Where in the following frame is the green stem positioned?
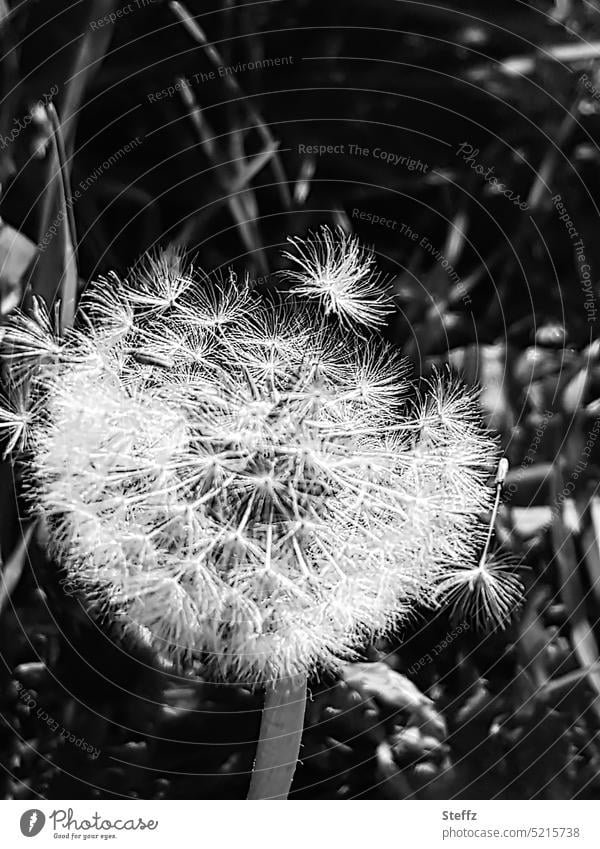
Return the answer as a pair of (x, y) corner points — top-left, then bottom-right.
(247, 674), (307, 800)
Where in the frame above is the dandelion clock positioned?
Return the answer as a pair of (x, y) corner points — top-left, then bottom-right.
(0, 227), (516, 799)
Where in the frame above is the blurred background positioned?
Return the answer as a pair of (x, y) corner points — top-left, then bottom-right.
(2, 0), (600, 799)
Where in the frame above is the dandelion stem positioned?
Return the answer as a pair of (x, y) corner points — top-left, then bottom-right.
(479, 458), (509, 567)
(247, 674), (307, 800)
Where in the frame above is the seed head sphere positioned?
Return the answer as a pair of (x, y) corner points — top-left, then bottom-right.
(0, 228), (499, 683)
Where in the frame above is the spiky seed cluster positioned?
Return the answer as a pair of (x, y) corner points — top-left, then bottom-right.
(437, 552), (524, 631)
(0, 231), (502, 683)
(282, 227), (393, 331)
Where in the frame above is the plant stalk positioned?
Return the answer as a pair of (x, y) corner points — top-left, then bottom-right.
(247, 674), (307, 800)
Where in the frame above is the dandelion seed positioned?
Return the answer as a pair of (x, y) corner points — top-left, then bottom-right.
(433, 457), (522, 629)
(125, 246), (195, 314)
(435, 552), (524, 630)
(340, 340), (408, 415)
(282, 226), (393, 331)
(0, 390), (32, 456)
(1, 296), (61, 379)
(181, 270), (256, 332)
(80, 275), (136, 343)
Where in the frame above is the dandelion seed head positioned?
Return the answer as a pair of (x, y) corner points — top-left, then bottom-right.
(1, 237), (503, 683)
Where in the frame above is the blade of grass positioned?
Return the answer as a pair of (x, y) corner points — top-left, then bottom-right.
(527, 94), (583, 212)
(0, 522), (34, 618)
(581, 496), (600, 609)
(169, 0), (291, 211)
(177, 76), (268, 273)
(175, 140), (279, 248)
(59, 0), (120, 158)
(27, 1), (119, 327)
(470, 40), (600, 79)
(550, 469), (600, 723)
(28, 103), (78, 330)
(0, 0), (20, 184)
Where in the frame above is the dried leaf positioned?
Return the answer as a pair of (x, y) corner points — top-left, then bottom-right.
(0, 223), (37, 315)
(342, 662), (446, 740)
